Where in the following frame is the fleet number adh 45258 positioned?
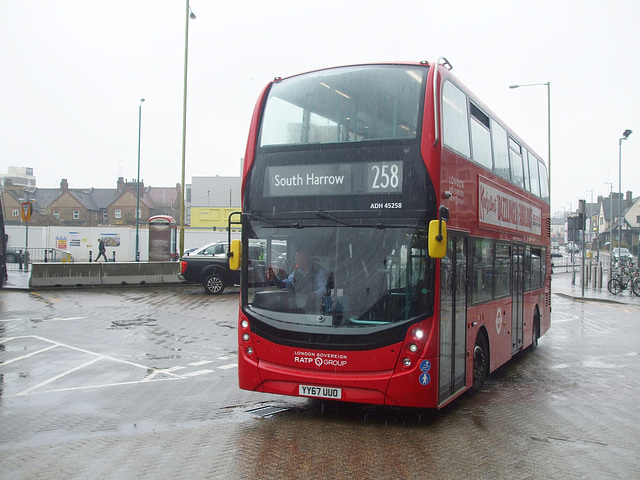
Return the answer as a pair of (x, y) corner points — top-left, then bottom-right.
(299, 385), (342, 399)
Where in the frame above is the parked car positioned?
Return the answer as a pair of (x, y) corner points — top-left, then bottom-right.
(611, 247), (633, 263)
(179, 241), (238, 294)
(5, 248), (20, 263)
(565, 242), (580, 253)
(179, 241), (284, 294)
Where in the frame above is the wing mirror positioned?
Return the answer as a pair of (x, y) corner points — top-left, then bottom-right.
(428, 205), (449, 259)
(228, 239), (242, 270)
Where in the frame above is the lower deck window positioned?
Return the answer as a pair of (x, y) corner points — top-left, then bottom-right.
(472, 238), (547, 305)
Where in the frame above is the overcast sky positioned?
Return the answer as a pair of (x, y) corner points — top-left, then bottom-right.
(1, 0), (638, 216)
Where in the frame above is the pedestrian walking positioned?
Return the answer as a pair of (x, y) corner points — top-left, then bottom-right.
(95, 238), (107, 262)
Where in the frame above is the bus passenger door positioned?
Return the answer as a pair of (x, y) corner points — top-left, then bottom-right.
(438, 233), (467, 404)
(511, 243), (525, 355)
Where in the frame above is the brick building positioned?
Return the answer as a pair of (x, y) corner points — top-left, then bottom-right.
(1, 177), (181, 227)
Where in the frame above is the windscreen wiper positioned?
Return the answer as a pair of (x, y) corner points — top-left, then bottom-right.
(316, 210), (350, 226)
(247, 211), (278, 226)
(369, 222), (425, 229)
(247, 211), (303, 229)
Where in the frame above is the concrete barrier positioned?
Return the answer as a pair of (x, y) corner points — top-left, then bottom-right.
(29, 263), (102, 287)
(29, 262), (181, 288)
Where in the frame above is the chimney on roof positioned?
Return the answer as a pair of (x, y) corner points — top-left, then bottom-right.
(60, 179), (69, 192)
(626, 191), (633, 208)
(117, 177), (124, 191)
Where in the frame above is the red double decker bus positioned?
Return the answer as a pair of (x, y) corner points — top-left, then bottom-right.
(231, 59), (551, 408)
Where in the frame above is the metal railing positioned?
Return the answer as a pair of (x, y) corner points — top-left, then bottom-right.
(551, 255), (579, 272)
(5, 247), (74, 270)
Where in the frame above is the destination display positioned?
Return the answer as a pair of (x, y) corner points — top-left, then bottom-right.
(265, 161), (403, 197)
(478, 177), (542, 235)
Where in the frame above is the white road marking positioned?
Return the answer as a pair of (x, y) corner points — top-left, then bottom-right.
(217, 363), (238, 370)
(1, 344), (58, 366)
(17, 357), (102, 396)
(183, 369), (215, 377)
(0, 335), (235, 396)
(0, 316), (87, 323)
(161, 366), (185, 372)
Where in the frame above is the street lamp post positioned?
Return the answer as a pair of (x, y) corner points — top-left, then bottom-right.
(604, 181), (613, 274)
(179, 1), (196, 258)
(586, 189), (593, 246)
(136, 98), (145, 262)
(618, 129), (632, 263)
(509, 82), (551, 198)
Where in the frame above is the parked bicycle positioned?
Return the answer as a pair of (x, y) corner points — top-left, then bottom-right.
(607, 265), (640, 296)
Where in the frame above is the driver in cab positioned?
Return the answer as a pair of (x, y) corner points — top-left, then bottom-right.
(267, 250), (329, 306)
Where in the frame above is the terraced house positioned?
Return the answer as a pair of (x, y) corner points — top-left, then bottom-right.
(1, 177), (181, 227)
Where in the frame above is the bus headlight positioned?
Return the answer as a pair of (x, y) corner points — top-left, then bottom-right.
(242, 333), (250, 342)
(409, 344), (418, 353)
(241, 320), (249, 328)
(246, 347), (254, 355)
(403, 358), (411, 367)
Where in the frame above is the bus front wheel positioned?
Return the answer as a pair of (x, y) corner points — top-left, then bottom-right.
(471, 332), (489, 394)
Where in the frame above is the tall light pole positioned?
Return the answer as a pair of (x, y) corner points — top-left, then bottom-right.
(509, 82), (551, 199)
(136, 98), (145, 262)
(604, 181), (613, 273)
(179, 1), (196, 257)
(618, 129), (632, 261)
(586, 189), (593, 245)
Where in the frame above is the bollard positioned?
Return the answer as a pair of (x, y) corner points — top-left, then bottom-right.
(112, 251), (116, 262)
(598, 263), (603, 289)
(89, 251), (93, 262)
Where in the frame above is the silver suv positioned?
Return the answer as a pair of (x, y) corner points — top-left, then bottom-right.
(612, 247), (633, 263)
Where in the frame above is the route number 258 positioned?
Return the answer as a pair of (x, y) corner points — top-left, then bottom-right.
(371, 163), (400, 190)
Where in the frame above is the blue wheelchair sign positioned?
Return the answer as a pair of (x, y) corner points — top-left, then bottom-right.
(419, 360), (431, 373)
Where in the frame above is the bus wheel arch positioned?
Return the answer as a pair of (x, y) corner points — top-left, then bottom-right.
(470, 328), (489, 394)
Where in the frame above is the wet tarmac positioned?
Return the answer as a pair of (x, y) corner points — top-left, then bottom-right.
(1, 275), (639, 479)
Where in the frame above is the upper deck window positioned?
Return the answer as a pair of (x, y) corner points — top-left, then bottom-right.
(470, 102), (492, 169)
(527, 151), (541, 197)
(259, 66), (425, 147)
(442, 81), (471, 157)
(509, 138), (525, 189)
(491, 120), (510, 180)
(538, 161), (550, 203)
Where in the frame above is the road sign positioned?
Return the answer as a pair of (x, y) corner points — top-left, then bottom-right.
(21, 202), (33, 222)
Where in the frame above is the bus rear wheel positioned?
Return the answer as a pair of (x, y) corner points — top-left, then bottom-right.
(471, 332), (489, 394)
(531, 309), (540, 350)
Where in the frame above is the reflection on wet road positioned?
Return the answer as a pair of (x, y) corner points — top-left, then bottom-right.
(1, 286), (639, 479)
